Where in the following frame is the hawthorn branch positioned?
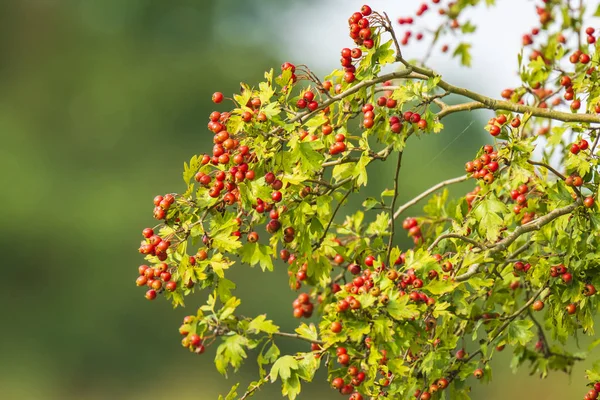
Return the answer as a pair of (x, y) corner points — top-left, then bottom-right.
(321, 145), (393, 168)
(491, 200), (581, 253)
(454, 263), (483, 282)
(405, 63), (600, 124)
(272, 331), (323, 345)
(240, 376), (270, 400)
(391, 175), (468, 222)
(491, 286), (548, 338)
(313, 186), (353, 250)
(527, 160), (567, 181)
(386, 151), (404, 266)
(528, 308), (552, 358)
(455, 202), (577, 282)
(436, 101), (487, 119)
(270, 69), (414, 136)
(383, 11), (404, 63)
(427, 233), (485, 253)
(447, 286), (548, 386)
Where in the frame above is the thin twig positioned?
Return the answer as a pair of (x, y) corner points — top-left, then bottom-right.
(391, 175), (468, 221)
(427, 233), (485, 253)
(272, 331), (323, 345)
(527, 160), (567, 181)
(240, 376), (270, 400)
(313, 186), (354, 250)
(403, 65), (600, 124)
(387, 152), (404, 266)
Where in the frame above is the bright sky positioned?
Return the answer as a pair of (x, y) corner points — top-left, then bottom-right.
(271, 0), (540, 97)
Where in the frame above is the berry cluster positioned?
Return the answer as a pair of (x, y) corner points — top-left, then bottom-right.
(509, 183), (536, 224)
(296, 89), (318, 112)
(486, 114), (510, 137)
(179, 315), (206, 354)
(465, 144), (500, 184)
(292, 292), (314, 318)
(346, 5), (374, 51)
(339, 46), (363, 85)
(549, 263), (572, 284)
(414, 377), (450, 400)
(465, 186), (481, 210)
(583, 384), (600, 400)
(397, 268), (436, 306)
(151, 193), (175, 221)
(136, 263), (176, 301)
(329, 346), (367, 399)
(402, 217), (422, 245)
(512, 261), (532, 275)
(564, 173), (584, 188)
(396, 0), (447, 49)
(570, 138), (590, 155)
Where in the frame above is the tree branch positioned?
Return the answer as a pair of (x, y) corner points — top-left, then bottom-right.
(490, 286), (548, 342)
(391, 175), (468, 222)
(269, 69), (414, 136)
(272, 331), (323, 345)
(405, 64), (600, 124)
(527, 160), (567, 181)
(454, 202), (579, 282)
(387, 151), (404, 266)
(313, 187), (353, 250)
(240, 376), (270, 400)
(436, 101), (487, 119)
(427, 233), (485, 253)
(490, 200), (581, 253)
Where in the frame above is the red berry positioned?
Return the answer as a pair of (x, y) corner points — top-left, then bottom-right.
(145, 289), (157, 300)
(212, 92), (224, 103)
(584, 196), (595, 208)
(570, 143), (581, 154)
(331, 321), (343, 333)
(332, 377), (344, 389)
(532, 300), (544, 311)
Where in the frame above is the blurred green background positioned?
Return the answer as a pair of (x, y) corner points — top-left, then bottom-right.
(0, 1), (595, 399)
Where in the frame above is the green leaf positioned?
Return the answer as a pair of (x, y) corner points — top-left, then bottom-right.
(426, 279), (459, 295)
(210, 212), (243, 253)
(240, 242), (274, 271)
(215, 334), (250, 376)
(453, 43), (472, 67)
(220, 296), (241, 320)
(507, 319), (535, 346)
(461, 21), (477, 33)
(353, 153), (370, 187)
(210, 253), (235, 279)
(218, 384), (239, 400)
(270, 355), (299, 382)
(362, 197), (379, 210)
(472, 194), (508, 241)
(387, 295), (420, 320)
(248, 314), (279, 334)
(183, 155), (201, 184)
(366, 212), (390, 236)
(217, 278), (236, 302)
(295, 323), (319, 341)
(292, 141), (324, 172)
(375, 39), (396, 65)
(281, 373), (301, 400)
